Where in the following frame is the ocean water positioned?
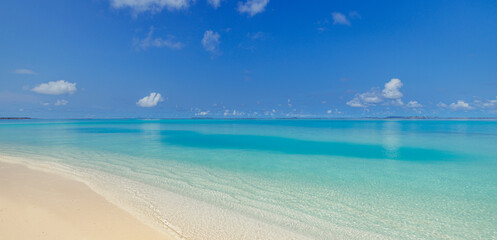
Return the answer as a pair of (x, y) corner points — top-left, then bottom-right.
(0, 119), (496, 239)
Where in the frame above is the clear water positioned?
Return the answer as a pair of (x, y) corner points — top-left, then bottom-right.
(0, 119), (496, 239)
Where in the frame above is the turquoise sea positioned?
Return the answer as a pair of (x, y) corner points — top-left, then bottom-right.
(0, 119), (496, 239)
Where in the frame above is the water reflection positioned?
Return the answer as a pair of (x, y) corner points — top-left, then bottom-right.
(382, 121), (401, 159)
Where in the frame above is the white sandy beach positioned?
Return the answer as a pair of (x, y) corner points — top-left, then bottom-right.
(0, 161), (175, 240)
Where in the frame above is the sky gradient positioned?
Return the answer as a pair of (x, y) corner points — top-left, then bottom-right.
(1, 0), (497, 118)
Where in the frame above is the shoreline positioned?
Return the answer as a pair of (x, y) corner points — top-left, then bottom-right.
(0, 160), (176, 240)
(0, 154), (391, 240)
(0, 154), (322, 240)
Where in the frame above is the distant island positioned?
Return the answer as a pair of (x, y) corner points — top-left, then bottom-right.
(0, 117), (32, 120)
(2, 117), (497, 121)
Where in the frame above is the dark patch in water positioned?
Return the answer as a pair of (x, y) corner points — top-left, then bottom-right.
(73, 127), (141, 134)
(161, 130), (456, 161)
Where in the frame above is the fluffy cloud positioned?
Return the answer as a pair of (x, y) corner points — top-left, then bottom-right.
(331, 12), (350, 26)
(110, 0), (192, 13)
(437, 102), (448, 108)
(195, 110), (210, 116)
(483, 98), (497, 108)
(202, 30), (221, 54)
(406, 101), (422, 108)
(448, 100), (472, 110)
(346, 97), (365, 107)
(347, 78), (408, 108)
(136, 27), (184, 50)
(474, 97), (497, 108)
(54, 99), (68, 106)
(382, 78), (403, 99)
(347, 89), (382, 107)
(318, 11), (359, 31)
(13, 69), (36, 75)
(388, 98), (404, 106)
(32, 80), (77, 95)
(137, 92), (163, 107)
(359, 90), (383, 104)
(207, 0), (222, 8)
(238, 0), (269, 17)
(439, 100), (472, 110)
(437, 98), (497, 111)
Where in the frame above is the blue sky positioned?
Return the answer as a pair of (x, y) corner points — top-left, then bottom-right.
(1, 0), (497, 118)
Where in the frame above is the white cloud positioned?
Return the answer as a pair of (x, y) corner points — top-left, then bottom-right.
(54, 99), (68, 106)
(110, 0), (192, 13)
(449, 100), (472, 110)
(202, 30), (221, 54)
(207, 0), (222, 8)
(331, 12), (350, 26)
(346, 89), (384, 108)
(359, 90), (383, 104)
(13, 69), (36, 75)
(196, 111), (210, 116)
(238, 0), (269, 17)
(32, 80), (77, 95)
(438, 100), (472, 110)
(437, 102), (448, 108)
(137, 92), (163, 107)
(387, 98), (404, 106)
(474, 97), (497, 108)
(484, 98), (497, 108)
(136, 26), (184, 50)
(327, 109), (332, 114)
(228, 109), (246, 116)
(406, 101), (422, 108)
(346, 97), (365, 107)
(382, 78), (403, 99)
(347, 78), (408, 108)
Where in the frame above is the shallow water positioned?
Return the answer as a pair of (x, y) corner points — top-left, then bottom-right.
(1, 119), (496, 239)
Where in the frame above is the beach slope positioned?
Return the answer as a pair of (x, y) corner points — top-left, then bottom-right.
(0, 161), (174, 240)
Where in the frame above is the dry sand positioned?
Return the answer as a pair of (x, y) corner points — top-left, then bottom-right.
(0, 161), (175, 240)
